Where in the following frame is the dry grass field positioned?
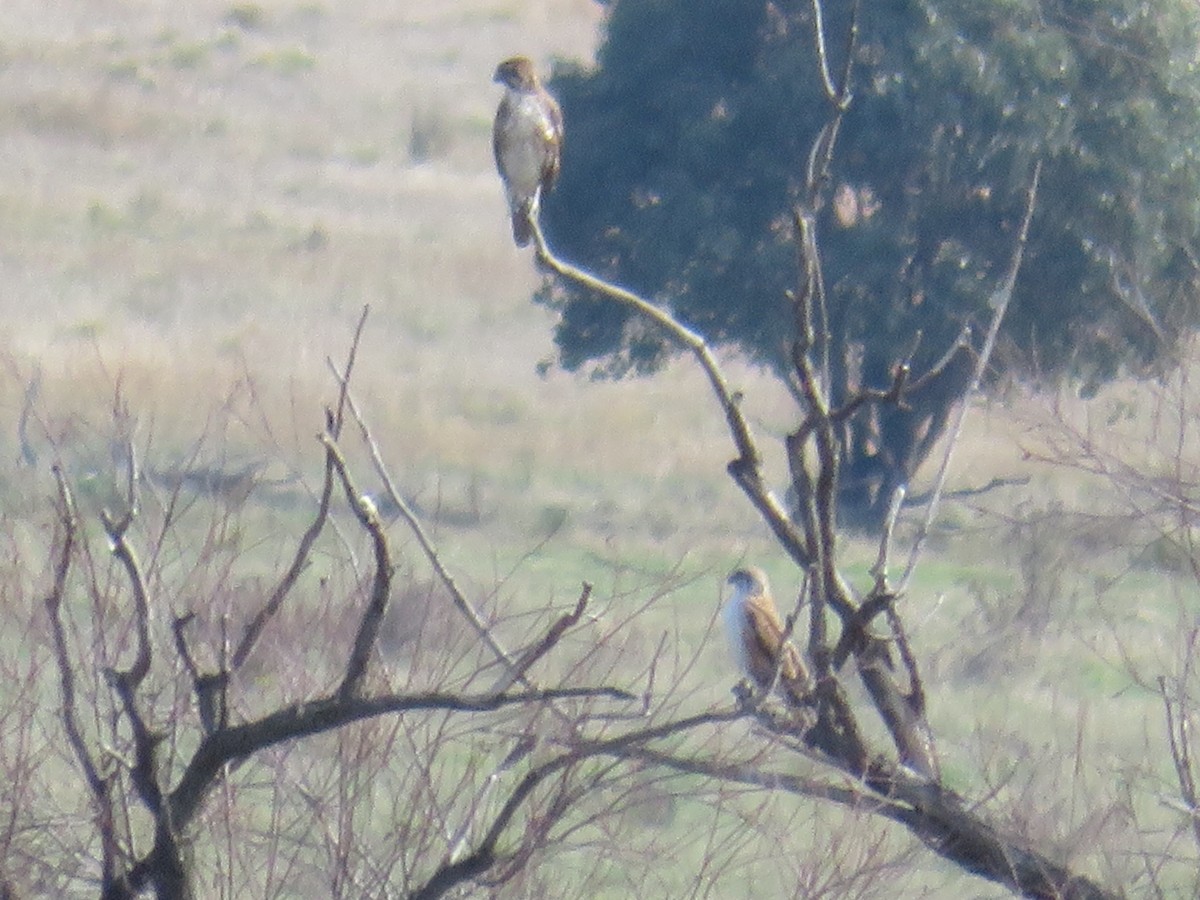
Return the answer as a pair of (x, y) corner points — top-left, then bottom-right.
(0, 1), (1196, 897)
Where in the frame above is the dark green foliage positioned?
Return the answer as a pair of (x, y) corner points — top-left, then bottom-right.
(542, 0), (1200, 390)
(539, 0), (1200, 526)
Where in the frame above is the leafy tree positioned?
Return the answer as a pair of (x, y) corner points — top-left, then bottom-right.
(541, 0), (1200, 526)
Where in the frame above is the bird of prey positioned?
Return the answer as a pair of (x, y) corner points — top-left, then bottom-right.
(724, 567), (810, 706)
(492, 55), (563, 247)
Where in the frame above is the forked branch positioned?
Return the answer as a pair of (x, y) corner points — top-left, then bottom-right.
(231, 306), (369, 670)
(527, 169), (1112, 896)
(44, 467), (121, 890)
(324, 359), (530, 686)
(321, 429), (394, 698)
(531, 219), (809, 567)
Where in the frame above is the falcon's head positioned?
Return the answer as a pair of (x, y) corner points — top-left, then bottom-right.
(727, 566), (770, 598)
(494, 56), (540, 92)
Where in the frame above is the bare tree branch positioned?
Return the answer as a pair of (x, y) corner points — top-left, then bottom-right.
(231, 307), (369, 670)
(324, 358), (529, 685)
(100, 509), (152, 686)
(493, 582), (593, 694)
(1160, 655), (1200, 857)
(320, 430), (394, 698)
(163, 685), (635, 840)
(15, 361), (41, 467)
(409, 706), (744, 900)
(622, 745), (1115, 900)
(527, 155), (1108, 896)
(897, 162), (1042, 595)
(543, 217), (934, 808)
(44, 466), (121, 893)
(173, 613), (228, 735)
(531, 218), (810, 568)
(45, 468), (96, 786)
(809, 0), (859, 108)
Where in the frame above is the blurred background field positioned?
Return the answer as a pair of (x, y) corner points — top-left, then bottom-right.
(0, 1), (1194, 896)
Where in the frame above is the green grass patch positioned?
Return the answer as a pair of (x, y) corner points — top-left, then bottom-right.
(252, 46), (316, 75)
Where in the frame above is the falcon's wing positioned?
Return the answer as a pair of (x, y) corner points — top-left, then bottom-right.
(540, 92), (564, 193)
(743, 597), (808, 690)
(492, 95), (511, 177)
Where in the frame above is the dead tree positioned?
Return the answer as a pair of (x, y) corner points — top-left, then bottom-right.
(39, 315), (642, 899)
(519, 4), (1118, 896)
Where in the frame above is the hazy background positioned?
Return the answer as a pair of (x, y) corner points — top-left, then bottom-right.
(0, 2), (1182, 895)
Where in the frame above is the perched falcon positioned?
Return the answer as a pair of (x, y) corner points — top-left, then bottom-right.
(492, 56), (563, 247)
(724, 567), (810, 707)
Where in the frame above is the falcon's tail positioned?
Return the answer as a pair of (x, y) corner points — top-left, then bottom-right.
(511, 209), (533, 247)
(510, 197), (538, 248)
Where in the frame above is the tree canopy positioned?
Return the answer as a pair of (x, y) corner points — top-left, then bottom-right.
(541, 0), (1200, 393)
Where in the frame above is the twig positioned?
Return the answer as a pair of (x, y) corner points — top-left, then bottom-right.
(15, 362), (41, 467)
(232, 308), (369, 670)
(164, 684), (635, 836)
(101, 509), (152, 686)
(112, 386), (139, 519)
(903, 324), (974, 395)
(1160, 637), (1200, 854)
(765, 571), (811, 702)
(869, 484), (907, 588)
(642, 630), (669, 715)
(332, 305), (370, 438)
(107, 672), (165, 817)
(408, 705), (744, 900)
(324, 359), (529, 683)
(826, 363), (910, 426)
(787, 208), (857, 624)
(492, 583), (592, 694)
(531, 217), (810, 567)
(320, 431), (394, 698)
(797, 0), (859, 398)
(622, 745), (889, 813)
(172, 613), (201, 682)
(897, 160), (1042, 595)
(809, 0), (859, 108)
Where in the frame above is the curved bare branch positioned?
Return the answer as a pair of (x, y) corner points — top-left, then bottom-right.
(531, 219), (810, 567)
